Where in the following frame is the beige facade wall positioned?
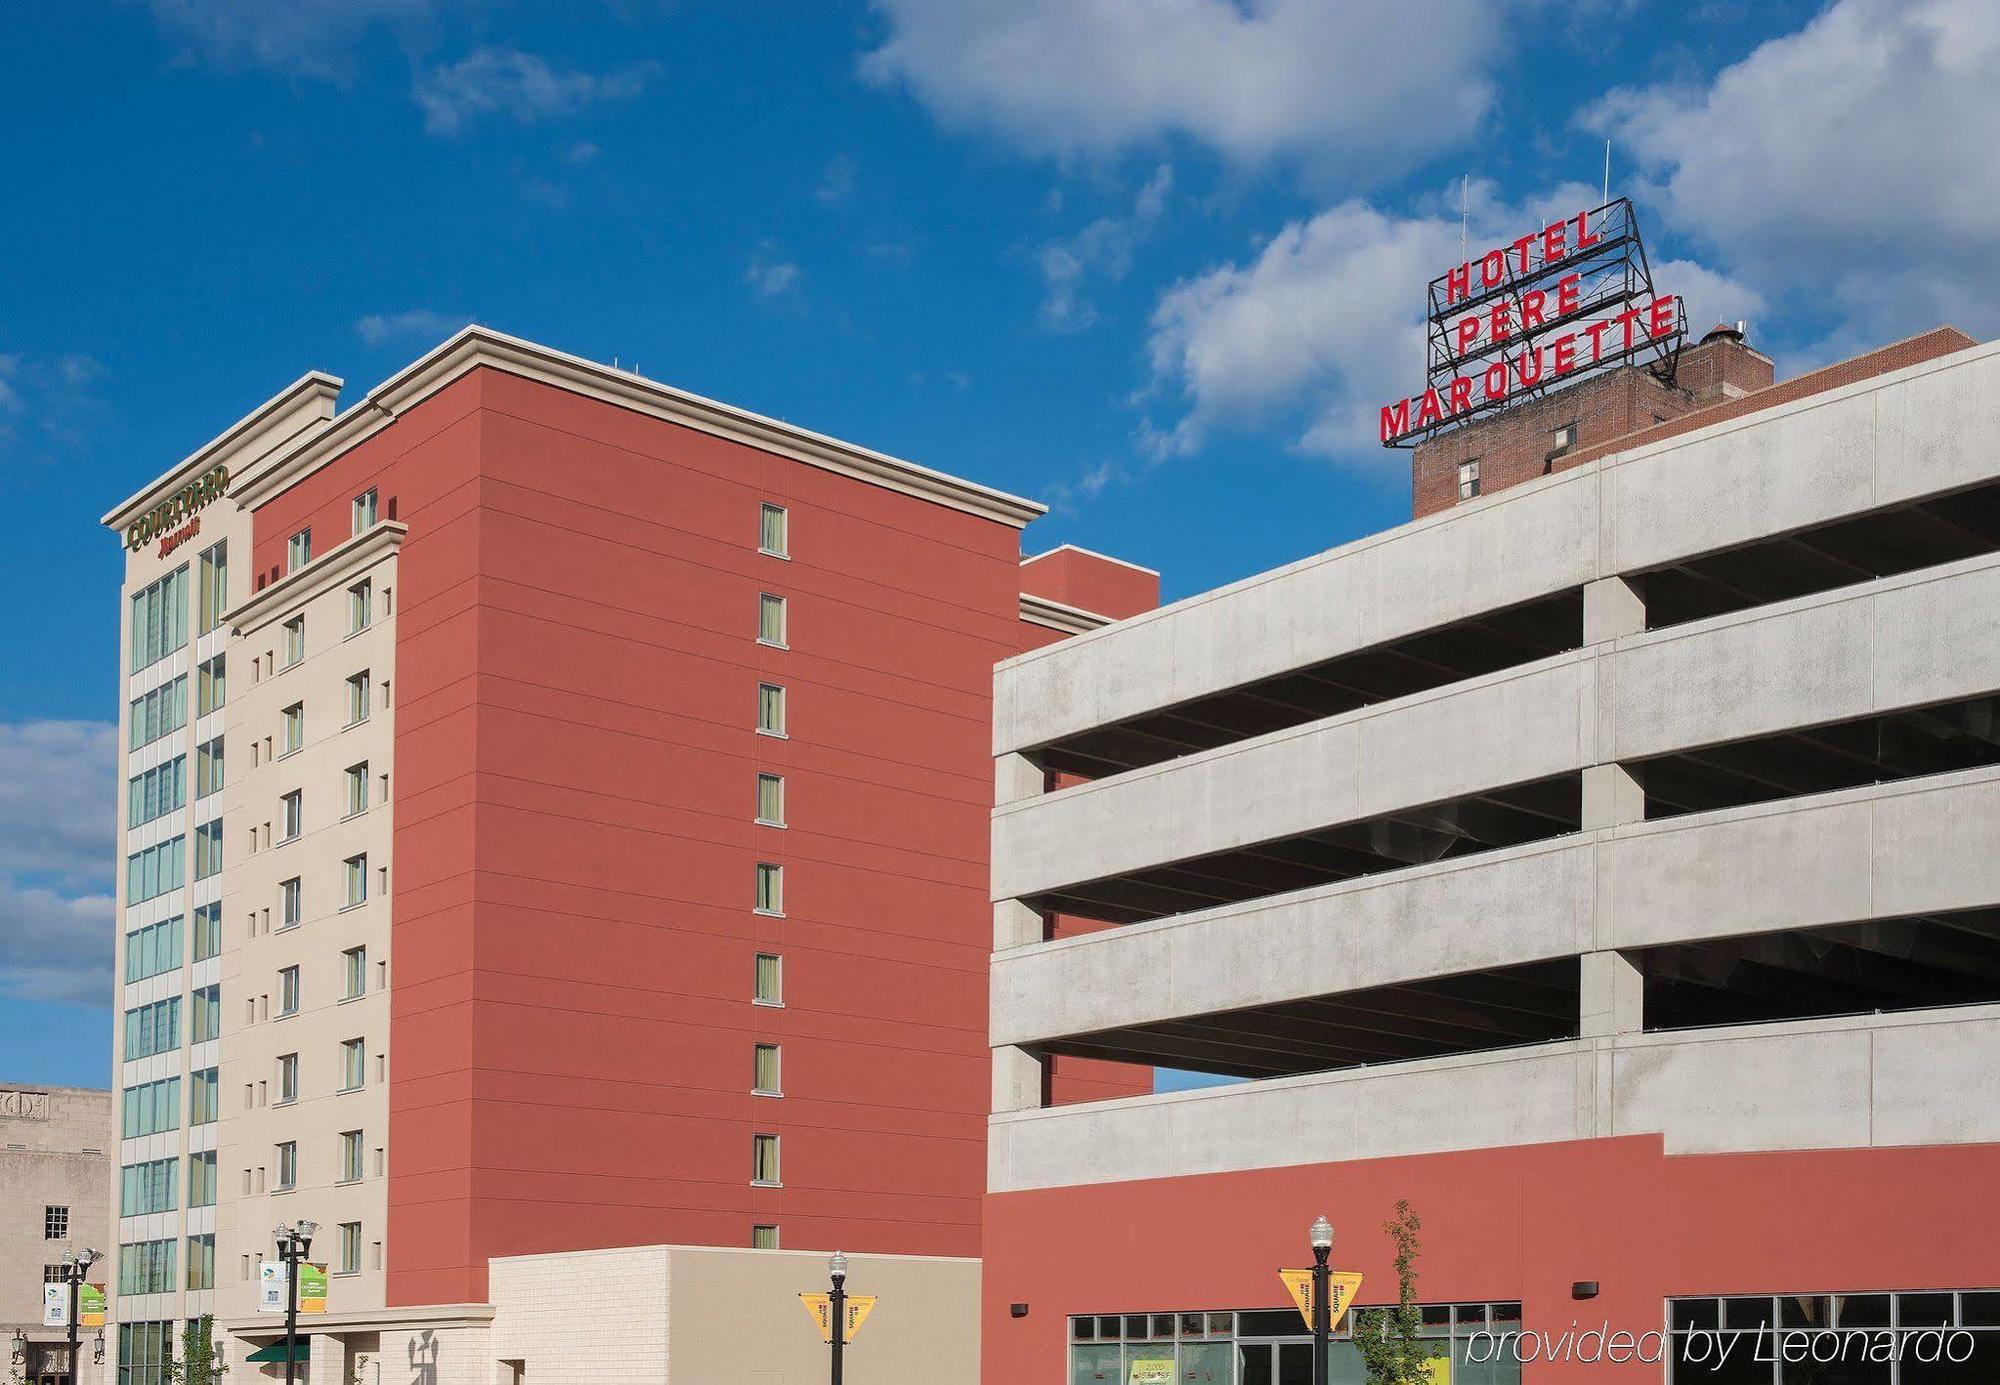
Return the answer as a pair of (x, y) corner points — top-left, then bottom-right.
(214, 526), (400, 1320)
(2, 1085), (112, 1378)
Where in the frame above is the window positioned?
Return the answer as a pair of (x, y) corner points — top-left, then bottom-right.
(754, 863), (783, 915)
(129, 565), (189, 673)
(759, 502), (789, 557)
(348, 578), (372, 635)
(119, 1322), (174, 1385)
(195, 737), (224, 799)
(1548, 420), (1578, 462)
(758, 593), (787, 646)
(275, 1142), (297, 1190)
(123, 998), (181, 1059)
(278, 965), (300, 1017)
(352, 488), (378, 534)
(192, 902), (221, 962)
(193, 818), (223, 879)
(281, 702), (304, 755)
(753, 1043), (782, 1095)
(45, 1205), (68, 1239)
(190, 984), (221, 1043)
(752, 1134), (781, 1185)
(278, 877), (302, 929)
(125, 836), (185, 905)
(341, 1038), (366, 1091)
(346, 671), (371, 725)
(128, 755), (187, 827)
(120, 1159), (178, 1217)
(266, 1052), (295, 1106)
(283, 615), (305, 668)
(117, 1239), (177, 1296)
(1457, 458), (1481, 501)
(280, 790), (302, 842)
(196, 653), (227, 716)
(188, 1151), (216, 1208)
(754, 953), (782, 1006)
(287, 528), (312, 572)
(337, 1222), (362, 1275)
(756, 773), (785, 826)
(190, 1068), (217, 1125)
(342, 946), (367, 1000)
(186, 1233), (215, 1291)
(343, 854), (368, 908)
(121, 1078), (181, 1137)
(757, 682), (786, 736)
(197, 540), (228, 635)
(339, 1130), (364, 1183)
(752, 1225), (780, 1250)
(129, 676), (188, 750)
(345, 762), (369, 817)
(124, 915), (183, 983)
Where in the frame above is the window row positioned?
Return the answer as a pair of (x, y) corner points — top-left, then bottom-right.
(125, 904), (220, 983)
(128, 756), (185, 828)
(129, 565), (188, 674)
(264, 1128), (373, 1192)
(120, 1070), (219, 1137)
(119, 1153), (217, 1216)
(282, 490), (380, 578)
(129, 675), (187, 751)
(245, 1039), (372, 1109)
(244, 946), (372, 1026)
(126, 836), (184, 906)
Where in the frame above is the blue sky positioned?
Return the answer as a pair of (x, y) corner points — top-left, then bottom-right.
(4, 0), (1993, 1086)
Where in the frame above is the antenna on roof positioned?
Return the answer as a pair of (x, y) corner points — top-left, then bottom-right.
(1603, 139), (1611, 202)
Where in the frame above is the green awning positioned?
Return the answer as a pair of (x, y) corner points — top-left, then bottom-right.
(245, 1339), (307, 1363)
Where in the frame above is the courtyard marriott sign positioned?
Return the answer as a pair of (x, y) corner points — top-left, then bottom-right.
(1380, 197), (1685, 446)
(125, 462), (228, 556)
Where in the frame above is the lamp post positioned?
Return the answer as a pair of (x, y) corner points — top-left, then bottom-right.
(274, 1220), (317, 1385)
(827, 1251), (849, 1385)
(1309, 1216), (1334, 1385)
(61, 1247), (100, 1385)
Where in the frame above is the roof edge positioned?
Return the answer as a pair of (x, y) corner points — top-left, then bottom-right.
(231, 325), (1048, 527)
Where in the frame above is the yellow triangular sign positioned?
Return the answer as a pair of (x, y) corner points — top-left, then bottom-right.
(1278, 1270), (1364, 1332)
(799, 1293), (834, 1342)
(799, 1293), (878, 1343)
(844, 1295), (877, 1341)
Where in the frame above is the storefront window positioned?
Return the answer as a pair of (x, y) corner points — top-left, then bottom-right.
(1068, 1302), (1510, 1385)
(1668, 1292), (2000, 1383)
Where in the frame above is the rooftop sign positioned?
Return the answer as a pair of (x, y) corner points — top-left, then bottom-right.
(1379, 197), (1684, 446)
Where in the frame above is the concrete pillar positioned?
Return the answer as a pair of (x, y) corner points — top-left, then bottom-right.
(993, 1044), (1049, 1113)
(1583, 573), (1645, 644)
(994, 750), (1045, 807)
(1582, 762), (1644, 829)
(994, 898), (1044, 951)
(1579, 950), (1643, 1039)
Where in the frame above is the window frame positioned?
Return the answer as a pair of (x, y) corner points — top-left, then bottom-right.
(759, 502), (789, 558)
(757, 593), (787, 648)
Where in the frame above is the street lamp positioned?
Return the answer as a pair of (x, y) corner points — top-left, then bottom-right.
(827, 1251), (850, 1385)
(60, 1247), (100, 1385)
(275, 1220), (318, 1385)
(1308, 1216), (1334, 1385)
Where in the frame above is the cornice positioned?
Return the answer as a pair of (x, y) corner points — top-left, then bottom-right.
(230, 325), (1047, 528)
(1019, 591), (1116, 634)
(223, 521), (407, 636)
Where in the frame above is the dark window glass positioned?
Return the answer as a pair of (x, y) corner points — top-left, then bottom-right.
(1239, 1310), (1305, 1338)
(1962, 1293), (2000, 1326)
(1673, 1299), (1722, 1331)
(1783, 1295), (1833, 1327)
(1180, 1313), (1207, 1338)
(1726, 1297), (1774, 1329)
(1124, 1315), (1147, 1341)
(1902, 1294), (1955, 1327)
(1070, 1317), (1095, 1342)
(1839, 1295), (1892, 1328)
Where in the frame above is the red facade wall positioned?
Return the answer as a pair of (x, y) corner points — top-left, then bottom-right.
(250, 364), (1141, 1304)
(982, 1134), (2000, 1381)
(1020, 546), (1160, 621)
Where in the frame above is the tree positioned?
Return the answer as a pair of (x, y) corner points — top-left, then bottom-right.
(1353, 1200), (1437, 1385)
(163, 1316), (227, 1385)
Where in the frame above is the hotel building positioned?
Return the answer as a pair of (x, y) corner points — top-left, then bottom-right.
(985, 328), (2000, 1383)
(98, 327), (1151, 1381)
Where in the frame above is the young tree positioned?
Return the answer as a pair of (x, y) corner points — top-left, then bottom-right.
(163, 1316), (227, 1385)
(1354, 1200), (1438, 1385)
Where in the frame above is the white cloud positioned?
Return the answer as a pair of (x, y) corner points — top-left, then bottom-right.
(414, 48), (652, 136)
(354, 309), (472, 347)
(0, 352), (106, 475)
(1144, 183), (1762, 465)
(0, 721), (117, 1006)
(745, 250), (804, 301)
(861, 0), (1505, 174)
(148, 0), (436, 79)
(816, 153), (858, 204)
(1039, 164), (1172, 332)
(1594, 0), (2000, 352)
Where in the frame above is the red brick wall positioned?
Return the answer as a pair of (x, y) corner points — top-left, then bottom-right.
(255, 366), (1051, 1302)
(1019, 546), (1160, 620)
